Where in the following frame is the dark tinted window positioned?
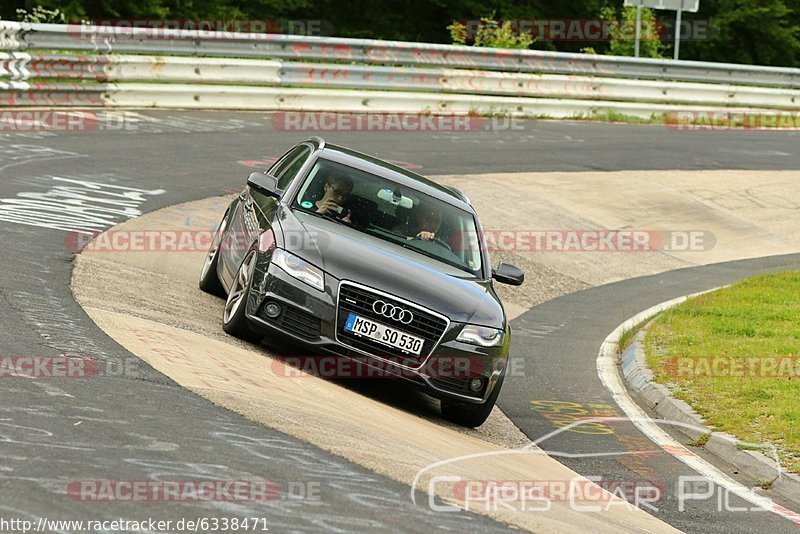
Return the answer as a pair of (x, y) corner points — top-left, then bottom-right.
(271, 145), (312, 190)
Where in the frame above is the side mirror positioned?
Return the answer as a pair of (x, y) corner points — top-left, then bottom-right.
(492, 262), (524, 286)
(247, 172), (280, 197)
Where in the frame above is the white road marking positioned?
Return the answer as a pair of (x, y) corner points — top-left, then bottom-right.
(31, 380), (74, 398)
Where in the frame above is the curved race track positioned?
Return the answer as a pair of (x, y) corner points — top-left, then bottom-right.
(1, 111), (799, 532)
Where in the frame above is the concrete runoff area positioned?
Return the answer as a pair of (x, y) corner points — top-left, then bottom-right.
(437, 170), (800, 288)
(71, 169), (800, 532)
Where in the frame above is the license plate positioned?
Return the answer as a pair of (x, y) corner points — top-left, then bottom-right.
(344, 313), (424, 355)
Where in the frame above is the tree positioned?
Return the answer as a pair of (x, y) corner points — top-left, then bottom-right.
(1, 0), (797, 67)
(679, 0), (800, 67)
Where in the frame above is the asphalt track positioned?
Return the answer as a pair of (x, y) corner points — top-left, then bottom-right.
(0, 111), (798, 532)
(500, 253), (800, 533)
(66, 194), (679, 533)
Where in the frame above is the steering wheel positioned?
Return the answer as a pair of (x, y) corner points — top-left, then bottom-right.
(412, 235), (452, 252)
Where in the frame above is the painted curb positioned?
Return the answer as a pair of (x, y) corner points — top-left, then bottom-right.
(618, 291), (800, 508)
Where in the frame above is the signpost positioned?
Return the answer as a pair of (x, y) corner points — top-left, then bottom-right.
(634, 1), (642, 57)
(624, 0), (700, 60)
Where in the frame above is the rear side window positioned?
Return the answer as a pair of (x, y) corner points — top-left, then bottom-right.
(270, 145), (312, 190)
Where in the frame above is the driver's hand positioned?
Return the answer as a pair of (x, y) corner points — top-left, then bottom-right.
(316, 199), (341, 216)
(416, 231), (435, 241)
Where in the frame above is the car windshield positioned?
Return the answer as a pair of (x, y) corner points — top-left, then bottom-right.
(292, 158), (483, 277)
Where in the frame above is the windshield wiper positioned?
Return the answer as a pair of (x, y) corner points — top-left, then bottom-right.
(363, 225), (401, 240)
(400, 242), (472, 273)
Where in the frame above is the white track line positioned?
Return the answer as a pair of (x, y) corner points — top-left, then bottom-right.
(597, 290), (800, 526)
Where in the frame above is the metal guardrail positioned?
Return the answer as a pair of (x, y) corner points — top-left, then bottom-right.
(1, 21), (799, 115)
(5, 22), (800, 87)
(3, 53), (799, 110)
(4, 84), (727, 117)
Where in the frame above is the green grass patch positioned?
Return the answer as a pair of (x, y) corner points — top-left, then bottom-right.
(754, 477), (775, 490)
(618, 319), (650, 354)
(737, 443), (770, 452)
(688, 432), (711, 447)
(645, 271), (800, 474)
(572, 109), (664, 125)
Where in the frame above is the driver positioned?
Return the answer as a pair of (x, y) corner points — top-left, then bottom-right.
(314, 174), (354, 224)
(407, 202), (442, 241)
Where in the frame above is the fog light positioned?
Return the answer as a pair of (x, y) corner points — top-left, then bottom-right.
(469, 377), (484, 392)
(264, 302), (282, 318)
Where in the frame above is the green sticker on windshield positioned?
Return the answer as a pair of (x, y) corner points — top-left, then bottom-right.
(301, 200), (314, 209)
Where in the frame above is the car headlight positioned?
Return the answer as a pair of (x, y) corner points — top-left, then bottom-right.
(457, 325), (504, 347)
(272, 249), (325, 291)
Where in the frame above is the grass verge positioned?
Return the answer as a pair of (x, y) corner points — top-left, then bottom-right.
(618, 319), (650, 354)
(645, 271), (800, 474)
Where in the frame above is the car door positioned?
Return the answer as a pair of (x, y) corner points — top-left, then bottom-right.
(221, 143), (314, 288)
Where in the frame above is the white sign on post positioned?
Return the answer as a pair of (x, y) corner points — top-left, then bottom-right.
(624, 0), (699, 12)
(623, 0), (700, 59)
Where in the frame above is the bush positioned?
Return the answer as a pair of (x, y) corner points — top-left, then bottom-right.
(448, 15), (533, 50)
(600, 5), (664, 58)
(14, 6), (66, 23)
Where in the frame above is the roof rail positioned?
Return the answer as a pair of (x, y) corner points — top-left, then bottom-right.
(307, 136), (326, 150)
(447, 186), (471, 205)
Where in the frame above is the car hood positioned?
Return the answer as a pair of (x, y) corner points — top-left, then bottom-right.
(277, 208), (504, 327)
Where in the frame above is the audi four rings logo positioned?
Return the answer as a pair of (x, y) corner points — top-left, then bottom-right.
(372, 300), (414, 324)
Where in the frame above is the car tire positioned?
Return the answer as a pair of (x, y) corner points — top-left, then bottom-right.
(222, 248), (261, 342)
(199, 213), (228, 297)
(441, 373), (505, 428)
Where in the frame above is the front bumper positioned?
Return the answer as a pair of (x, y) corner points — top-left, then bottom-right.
(244, 260), (507, 404)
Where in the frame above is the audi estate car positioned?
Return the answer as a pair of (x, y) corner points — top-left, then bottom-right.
(199, 137), (524, 427)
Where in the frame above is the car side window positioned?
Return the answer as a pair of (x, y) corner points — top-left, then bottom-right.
(268, 149), (298, 178)
(271, 145), (312, 191)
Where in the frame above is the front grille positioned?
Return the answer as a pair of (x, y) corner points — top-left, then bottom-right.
(260, 301), (321, 340)
(336, 282), (448, 367)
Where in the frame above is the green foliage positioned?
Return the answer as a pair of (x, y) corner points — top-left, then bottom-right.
(0, 0), (798, 67)
(448, 15), (533, 49)
(688, 432), (711, 447)
(600, 4), (664, 58)
(680, 0), (800, 68)
(14, 6), (66, 23)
